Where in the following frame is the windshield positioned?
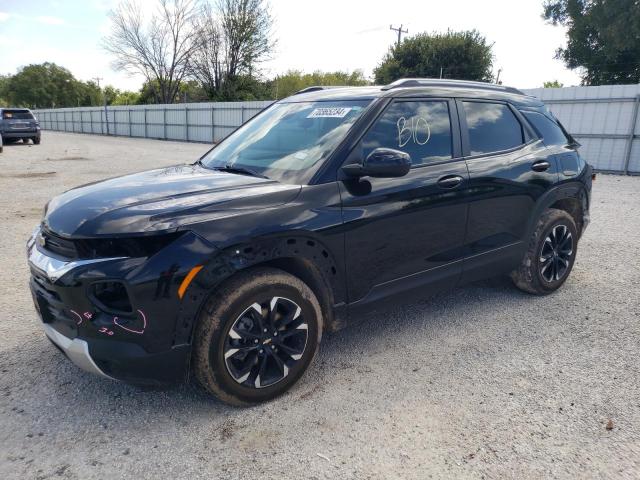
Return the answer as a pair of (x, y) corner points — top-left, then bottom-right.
(200, 100), (371, 184)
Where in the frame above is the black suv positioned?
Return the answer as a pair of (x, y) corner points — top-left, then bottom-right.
(1, 108), (41, 145)
(27, 79), (592, 405)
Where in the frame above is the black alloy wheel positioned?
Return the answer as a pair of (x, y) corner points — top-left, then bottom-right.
(539, 224), (574, 283)
(511, 208), (579, 295)
(193, 267), (322, 405)
(224, 296), (308, 389)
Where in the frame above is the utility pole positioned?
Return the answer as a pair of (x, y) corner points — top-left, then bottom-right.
(390, 24), (408, 48)
(495, 68), (502, 84)
(93, 76), (109, 135)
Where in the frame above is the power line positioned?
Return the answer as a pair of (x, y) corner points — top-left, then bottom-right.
(390, 24), (408, 48)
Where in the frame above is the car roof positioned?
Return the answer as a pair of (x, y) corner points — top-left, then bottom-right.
(280, 78), (543, 108)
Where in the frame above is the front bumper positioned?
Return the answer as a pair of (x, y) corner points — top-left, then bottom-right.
(27, 227), (215, 385)
(43, 323), (113, 379)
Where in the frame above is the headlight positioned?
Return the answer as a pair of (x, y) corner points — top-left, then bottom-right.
(77, 231), (184, 259)
(26, 226), (41, 254)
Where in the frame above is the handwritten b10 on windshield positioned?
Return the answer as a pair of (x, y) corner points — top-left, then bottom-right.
(397, 116), (431, 148)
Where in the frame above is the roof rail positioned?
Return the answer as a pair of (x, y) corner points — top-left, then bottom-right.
(294, 86), (345, 95)
(381, 78), (524, 95)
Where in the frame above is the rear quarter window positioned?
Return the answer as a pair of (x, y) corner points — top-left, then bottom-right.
(522, 110), (569, 146)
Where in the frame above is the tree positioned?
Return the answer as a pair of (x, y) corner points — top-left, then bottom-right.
(103, 85), (142, 105)
(177, 79), (209, 102)
(374, 30), (494, 84)
(76, 81), (103, 106)
(190, 0), (274, 100)
(112, 90), (141, 105)
(0, 75), (10, 107)
(103, 0), (201, 104)
(543, 80), (564, 88)
(272, 70), (369, 99)
(543, 0), (640, 85)
(5, 63), (96, 108)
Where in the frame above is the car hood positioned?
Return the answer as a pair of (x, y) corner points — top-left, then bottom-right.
(43, 164), (301, 237)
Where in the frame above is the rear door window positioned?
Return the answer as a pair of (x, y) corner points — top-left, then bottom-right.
(360, 100), (453, 166)
(462, 101), (524, 155)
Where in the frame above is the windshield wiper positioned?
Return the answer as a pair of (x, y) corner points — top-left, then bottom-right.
(213, 164), (269, 179)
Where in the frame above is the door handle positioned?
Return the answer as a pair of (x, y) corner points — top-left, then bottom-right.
(437, 175), (463, 189)
(531, 160), (551, 172)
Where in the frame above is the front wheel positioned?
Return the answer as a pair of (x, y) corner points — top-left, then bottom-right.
(33, 136), (41, 145)
(511, 208), (578, 295)
(192, 267), (323, 406)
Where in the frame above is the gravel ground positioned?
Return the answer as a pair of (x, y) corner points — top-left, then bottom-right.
(1, 132), (639, 480)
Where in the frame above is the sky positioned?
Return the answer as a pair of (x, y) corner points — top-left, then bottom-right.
(0, 0), (582, 91)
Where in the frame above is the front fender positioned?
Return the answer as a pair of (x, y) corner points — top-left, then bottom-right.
(173, 232), (345, 344)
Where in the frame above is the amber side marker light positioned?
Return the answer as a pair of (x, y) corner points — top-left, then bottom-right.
(178, 265), (203, 299)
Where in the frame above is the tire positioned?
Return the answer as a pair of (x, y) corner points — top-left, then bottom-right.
(193, 267), (323, 406)
(511, 208), (578, 295)
(22, 138), (30, 144)
(33, 136), (40, 145)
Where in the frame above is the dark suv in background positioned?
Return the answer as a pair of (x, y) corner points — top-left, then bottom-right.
(1, 108), (41, 145)
(27, 79), (592, 405)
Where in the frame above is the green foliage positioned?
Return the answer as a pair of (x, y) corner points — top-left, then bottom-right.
(6, 63), (80, 108)
(211, 75), (272, 101)
(0, 75), (10, 107)
(272, 70), (369, 100)
(3, 63), (104, 108)
(111, 90), (141, 105)
(543, 0), (640, 85)
(102, 85), (141, 105)
(543, 80), (564, 88)
(373, 30), (494, 84)
(136, 79), (208, 104)
(178, 80), (209, 103)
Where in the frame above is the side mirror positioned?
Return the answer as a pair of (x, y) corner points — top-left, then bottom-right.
(342, 148), (411, 179)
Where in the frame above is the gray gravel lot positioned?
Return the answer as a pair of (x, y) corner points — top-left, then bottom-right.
(1, 132), (639, 479)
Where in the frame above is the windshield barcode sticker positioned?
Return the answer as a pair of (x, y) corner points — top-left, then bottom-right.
(307, 107), (352, 118)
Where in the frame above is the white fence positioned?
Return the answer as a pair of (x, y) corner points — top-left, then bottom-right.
(34, 84), (640, 174)
(523, 85), (640, 174)
(33, 101), (273, 144)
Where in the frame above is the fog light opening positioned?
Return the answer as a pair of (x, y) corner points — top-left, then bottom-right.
(90, 281), (133, 314)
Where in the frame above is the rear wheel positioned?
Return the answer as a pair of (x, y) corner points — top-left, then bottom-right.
(193, 267), (322, 406)
(511, 208), (578, 295)
(22, 138), (30, 144)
